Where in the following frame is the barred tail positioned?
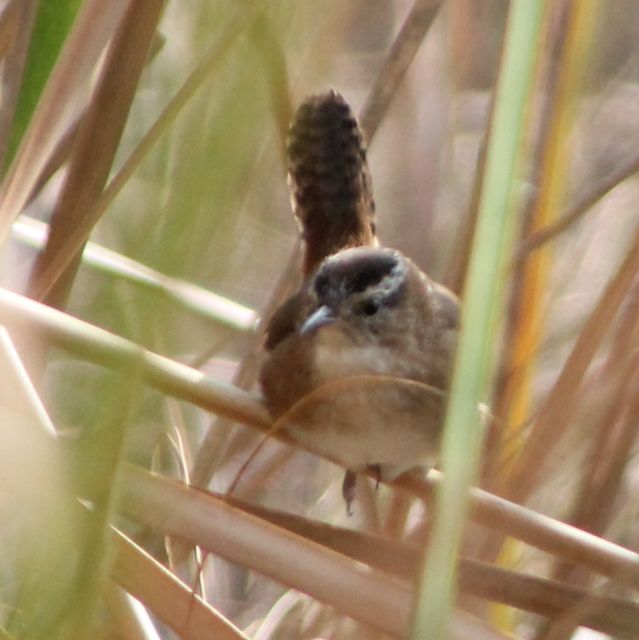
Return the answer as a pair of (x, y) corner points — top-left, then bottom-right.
(286, 90), (376, 275)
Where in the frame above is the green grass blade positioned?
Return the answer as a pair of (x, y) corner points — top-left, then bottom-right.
(7, 0), (82, 163)
(410, 2), (545, 637)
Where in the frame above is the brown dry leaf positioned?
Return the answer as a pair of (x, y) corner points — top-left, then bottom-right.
(112, 528), (248, 640)
(28, 0), (165, 306)
(122, 465), (412, 637)
(0, 0), (129, 246)
(0, 0), (39, 167)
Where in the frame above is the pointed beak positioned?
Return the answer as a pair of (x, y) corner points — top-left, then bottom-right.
(300, 305), (336, 335)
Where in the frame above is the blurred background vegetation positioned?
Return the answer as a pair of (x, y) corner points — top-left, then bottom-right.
(2, 0), (639, 638)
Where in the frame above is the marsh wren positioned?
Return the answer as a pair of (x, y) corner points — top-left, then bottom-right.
(260, 91), (459, 495)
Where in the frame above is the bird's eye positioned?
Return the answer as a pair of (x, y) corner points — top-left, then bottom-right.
(360, 299), (379, 316)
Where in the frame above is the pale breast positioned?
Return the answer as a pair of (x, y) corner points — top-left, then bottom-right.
(314, 341), (395, 380)
(312, 323), (428, 384)
(283, 375), (442, 477)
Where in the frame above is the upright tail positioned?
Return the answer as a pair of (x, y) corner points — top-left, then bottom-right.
(286, 91), (376, 276)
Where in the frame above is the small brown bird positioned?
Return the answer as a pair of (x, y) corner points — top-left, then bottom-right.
(260, 91), (458, 499)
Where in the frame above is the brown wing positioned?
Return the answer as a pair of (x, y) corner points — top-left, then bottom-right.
(263, 290), (308, 351)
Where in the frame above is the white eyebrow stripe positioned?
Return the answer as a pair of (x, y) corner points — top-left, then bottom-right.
(369, 261), (406, 297)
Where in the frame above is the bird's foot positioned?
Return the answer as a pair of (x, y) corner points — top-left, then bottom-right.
(367, 463), (382, 490)
(342, 470), (357, 516)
